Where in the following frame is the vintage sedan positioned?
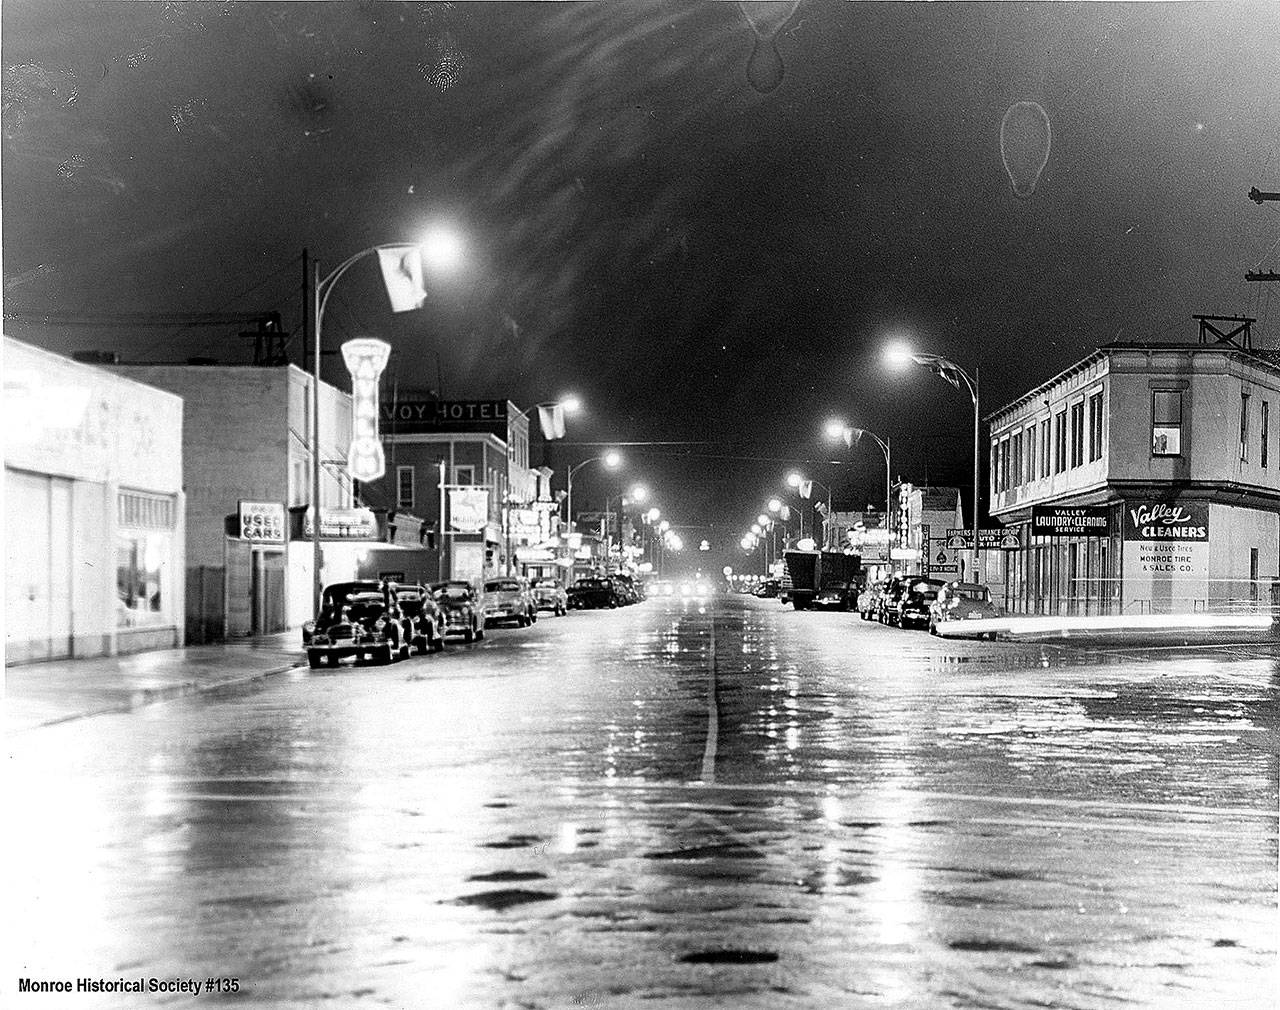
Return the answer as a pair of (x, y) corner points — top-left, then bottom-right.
(431, 581), (486, 642)
(482, 577), (538, 627)
(392, 583), (447, 653)
(929, 582), (1001, 638)
(812, 580), (859, 611)
(568, 576), (619, 610)
(893, 577), (948, 629)
(530, 577), (569, 616)
(303, 581), (414, 668)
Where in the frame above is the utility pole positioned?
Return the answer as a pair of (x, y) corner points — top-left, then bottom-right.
(1247, 187), (1278, 284)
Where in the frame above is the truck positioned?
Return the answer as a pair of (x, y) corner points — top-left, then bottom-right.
(783, 550), (862, 611)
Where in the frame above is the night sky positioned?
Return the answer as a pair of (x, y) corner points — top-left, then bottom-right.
(4, 1), (1279, 573)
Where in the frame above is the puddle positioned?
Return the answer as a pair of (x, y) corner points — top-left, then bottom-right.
(679, 950), (779, 965)
(466, 871), (548, 883)
(644, 842), (765, 860)
(949, 939), (1041, 953)
(481, 834), (544, 849)
(449, 889), (558, 911)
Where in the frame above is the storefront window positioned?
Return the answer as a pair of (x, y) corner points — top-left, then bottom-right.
(117, 531), (170, 627)
(1152, 389), (1182, 456)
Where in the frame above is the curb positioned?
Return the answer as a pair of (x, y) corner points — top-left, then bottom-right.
(16, 658), (306, 731)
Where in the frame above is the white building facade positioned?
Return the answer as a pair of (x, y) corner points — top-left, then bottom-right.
(4, 338), (186, 662)
(988, 340), (1280, 615)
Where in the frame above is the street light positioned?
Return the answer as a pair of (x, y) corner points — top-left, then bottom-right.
(310, 232), (461, 613)
(767, 498), (782, 513)
(884, 340), (981, 581)
(785, 472), (833, 547)
(825, 418), (892, 545)
(564, 450), (622, 533)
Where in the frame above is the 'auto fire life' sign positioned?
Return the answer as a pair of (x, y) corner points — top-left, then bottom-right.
(1030, 505), (1111, 537)
(1121, 501), (1209, 541)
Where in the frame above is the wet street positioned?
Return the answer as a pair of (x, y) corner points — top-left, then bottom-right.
(7, 594), (1279, 1009)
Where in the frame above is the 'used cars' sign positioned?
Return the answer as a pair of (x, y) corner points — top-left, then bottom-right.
(1030, 505), (1111, 537)
(1122, 502), (1209, 542)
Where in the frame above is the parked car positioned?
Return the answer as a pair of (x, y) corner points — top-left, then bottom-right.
(612, 573), (640, 604)
(530, 577), (569, 615)
(893, 577), (948, 629)
(303, 580), (414, 668)
(392, 583), (447, 654)
(876, 574), (913, 625)
(812, 580), (860, 611)
(431, 581), (485, 641)
(858, 579), (887, 620)
(568, 576), (619, 609)
(482, 577), (538, 627)
(929, 582), (1001, 638)
(753, 579), (780, 599)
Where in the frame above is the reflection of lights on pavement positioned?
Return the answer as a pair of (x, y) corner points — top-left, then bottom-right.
(556, 823), (579, 854)
(821, 794), (841, 825)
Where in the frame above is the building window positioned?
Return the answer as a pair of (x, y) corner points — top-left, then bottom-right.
(1040, 419), (1051, 478)
(1263, 401), (1270, 468)
(1000, 438), (1010, 491)
(1012, 431), (1023, 486)
(116, 490), (176, 630)
(1088, 391), (1103, 462)
(453, 465), (475, 486)
(289, 457), (309, 507)
(1025, 426), (1036, 482)
(1069, 401), (1085, 468)
(1152, 390), (1182, 456)
(1240, 391), (1250, 463)
(990, 443), (1000, 495)
(397, 466), (415, 509)
(1054, 409), (1067, 473)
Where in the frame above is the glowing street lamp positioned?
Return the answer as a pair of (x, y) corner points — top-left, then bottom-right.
(309, 228), (464, 612)
(824, 418), (892, 543)
(757, 513), (770, 527)
(767, 498), (782, 513)
(646, 507), (660, 523)
(565, 450), (622, 532)
(883, 339), (981, 581)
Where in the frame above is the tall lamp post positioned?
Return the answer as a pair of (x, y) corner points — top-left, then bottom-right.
(825, 420), (893, 542)
(786, 473), (832, 547)
(884, 342), (981, 581)
(310, 232), (462, 613)
(565, 450), (622, 534)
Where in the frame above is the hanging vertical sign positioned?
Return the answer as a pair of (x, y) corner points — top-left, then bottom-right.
(341, 338), (391, 482)
(448, 487), (490, 533)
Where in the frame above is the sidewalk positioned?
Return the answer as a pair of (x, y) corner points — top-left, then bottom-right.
(4, 631), (304, 733)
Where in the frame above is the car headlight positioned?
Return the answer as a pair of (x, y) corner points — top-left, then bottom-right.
(303, 620), (316, 634)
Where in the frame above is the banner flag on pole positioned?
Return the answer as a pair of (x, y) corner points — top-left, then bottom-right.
(537, 404), (566, 440)
(377, 246), (427, 313)
(799, 480), (813, 500)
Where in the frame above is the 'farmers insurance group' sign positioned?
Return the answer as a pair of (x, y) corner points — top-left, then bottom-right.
(1031, 506), (1111, 537)
(1122, 502), (1209, 542)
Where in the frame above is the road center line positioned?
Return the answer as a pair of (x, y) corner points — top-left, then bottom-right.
(700, 612), (718, 783)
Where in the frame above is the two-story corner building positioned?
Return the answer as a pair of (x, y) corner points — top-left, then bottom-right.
(370, 397), (538, 586)
(987, 337), (1280, 616)
(106, 362), (358, 640)
(5, 338), (186, 662)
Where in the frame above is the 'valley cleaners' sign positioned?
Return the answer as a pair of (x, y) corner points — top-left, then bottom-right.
(1122, 502), (1209, 542)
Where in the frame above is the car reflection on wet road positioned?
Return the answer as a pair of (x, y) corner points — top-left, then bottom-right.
(7, 595), (1277, 1007)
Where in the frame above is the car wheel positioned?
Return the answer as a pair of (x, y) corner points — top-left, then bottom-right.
(463, 625), (475, 643)
(929, 622), (938, 636)
(373, 643), (393, 665)
(475, 621), (485, 640)
(307, 651), (323, 669)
